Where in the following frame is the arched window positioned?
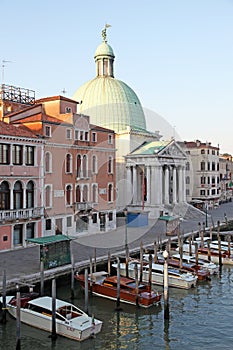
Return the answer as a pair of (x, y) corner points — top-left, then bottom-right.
(13, 181), (23, 209)
(77, 154), (81, 178)
(83, 155), (87, 177)
(186, 162), (190, 171)
(45, 152), (52, 173)
(45, 185), (52, 208)
(83, 185), (88, 202)
(66, 185), (72, 205)
(0, 181), (10, 210)
(92, 184), (98, 203)
(108, 184), (113, 202)
(108, 156), (113, 173)
(200, 161), (205, 171)
(26, 181), (34, 208)
(76, 185), (81, 203)
(66, 153), (72, 173)
(92, 155), (97, 174)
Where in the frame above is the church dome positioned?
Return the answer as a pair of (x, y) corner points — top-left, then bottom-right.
(73, 26), (146, 133)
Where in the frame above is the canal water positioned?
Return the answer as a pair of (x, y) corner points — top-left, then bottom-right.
(1, 266), (233, 350)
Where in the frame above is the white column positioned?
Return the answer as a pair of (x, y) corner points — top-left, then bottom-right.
(178, 167), (183, 203)
(173, 166), (177, 204)
(154, 166), (162, 206)
(164, 166), (169, 205)
(132, 166), (137, 204)
(150, 166), (156, 204)
(126, 166), (132, 204)
(146, 165), (151, 204)
(183, 167), (186, 202)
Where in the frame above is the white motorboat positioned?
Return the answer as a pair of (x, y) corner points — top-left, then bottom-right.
(172, 253), (218, 275)
(3, 294), (102, 341)
(112, 261), (197, 290)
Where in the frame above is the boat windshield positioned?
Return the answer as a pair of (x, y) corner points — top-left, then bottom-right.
(58, 305), (83, 320)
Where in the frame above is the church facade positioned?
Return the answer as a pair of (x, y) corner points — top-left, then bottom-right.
(72, 26), (187, 218)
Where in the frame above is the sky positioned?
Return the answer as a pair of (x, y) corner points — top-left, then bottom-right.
(1, 0), (233, 154)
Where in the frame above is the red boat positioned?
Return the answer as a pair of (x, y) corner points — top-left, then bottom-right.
(75, 271), (162, 308)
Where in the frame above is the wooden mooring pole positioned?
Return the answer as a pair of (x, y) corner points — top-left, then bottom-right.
(51, 279), (57, 341)
(0, 270), (7, 324)
(116, 258), (121, 311)
(40, 260), (44, 297)
(16, 285), (21, 350)
(84, 268), (89, 313)
(163, 250), (169, 320)
(70, 253), (75, 300)
(217, 221), (222, 269)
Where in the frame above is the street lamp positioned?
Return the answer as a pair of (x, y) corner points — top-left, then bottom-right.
(123, 207), (129, 277)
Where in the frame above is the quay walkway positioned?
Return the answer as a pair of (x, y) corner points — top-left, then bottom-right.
(0, 201), (233, 292)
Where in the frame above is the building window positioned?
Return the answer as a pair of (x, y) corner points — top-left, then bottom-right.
(80, 131), (84, 141)
(85, 131), (89, 141)
(208, 162), (210, 171)
(109, 212), (113, 221)
(201, 176), (206, 185)
(212, 176), (215, 185)
(83, 155), (88, 177)
(77, 154), (81, 178)
(75, 130), (79, 140)
(66, 153), (72, 173)
(46, 219), (52, 230)
(108, 183), (113, 202)
(212, 150), (215, 155)
(83, 185), (88, 202)
(13, 181), (23, 209)
(200, 161), (205, 171)
(200, 190), (205, 196)
(66, 185), (72, 206)
(108, 156), (113, 173)
(13, 224), (23, 246)
(12, 145), (23, 165)
(186, 162), (190, 171)
(186, 189), (190, 196)
(186, 176), (190, 185)
(201, 149), (205, 154)
(45, 185), (52, 208)
(212, 189), (216, 195)
(92, 213), (97, 224)
(45, 125), (51, 137)
(208, 176), (210, 184)
(26, 222), (35, 239)
(45, 152), (52, 173)
(66, 107), (72, 113)
(212, 162), (216, 171)
(0, 144), (10, 164)
(26, 181), (34, 208)
(92, 132), (97, 142)
(67, 216), (72, 227)
(25, 146), (35, 165)
(92, 184), (98, 203)
(108, 134), (113, 144)
(76, 185), (81, 203)
(0, 181), (10, 210)
(92, 155), (97, 174)
(66, 129), (72, 140)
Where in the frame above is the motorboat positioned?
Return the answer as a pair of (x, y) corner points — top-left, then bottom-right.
(3, 293), (102, 341)
(75, 271), (162, 308)
(112, 261), (197, 290)
(197, 247), (233, 265)
(143, 253), (210, 281)
(171, 253), (218, 275)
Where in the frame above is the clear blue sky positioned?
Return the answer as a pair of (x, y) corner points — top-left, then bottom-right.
(1, 0), (233, 154)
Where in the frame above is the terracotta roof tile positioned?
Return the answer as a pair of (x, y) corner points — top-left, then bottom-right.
(0, 120), (38, 138)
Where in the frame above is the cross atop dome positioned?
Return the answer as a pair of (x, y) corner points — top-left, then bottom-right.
(101, 24), (111, 42)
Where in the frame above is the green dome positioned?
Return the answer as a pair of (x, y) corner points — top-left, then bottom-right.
(73, 76), (146, 133)
(72, 28), (146, 133)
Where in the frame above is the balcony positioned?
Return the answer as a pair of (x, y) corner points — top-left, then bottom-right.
(74, 202), (94, 211)
(0, 207), (43, 222)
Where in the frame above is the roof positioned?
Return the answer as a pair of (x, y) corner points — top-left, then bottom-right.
(73, 77), (146, 133)
(131, 140), (171, 155)
(0, 120), (38, 138)
(26, 234), (71, 245)
(159, 215), (179, 222)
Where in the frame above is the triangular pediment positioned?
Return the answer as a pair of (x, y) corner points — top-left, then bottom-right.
(158, 141), (186, 159)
